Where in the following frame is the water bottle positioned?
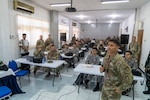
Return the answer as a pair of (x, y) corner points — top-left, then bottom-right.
(42, 57), (46, 63)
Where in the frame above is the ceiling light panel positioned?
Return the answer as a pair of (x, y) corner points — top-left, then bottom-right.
(50, 3), (71, 7)
(101, 0), (129, 4)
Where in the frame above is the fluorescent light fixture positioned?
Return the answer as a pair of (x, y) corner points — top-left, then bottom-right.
(109, 14), (120, 18)
(101, 0), (129, 4)
(50, 3), (71, 7)
(109, 20), (114, 24)
(87, 20), (91, 24)
(77, 15), (87, 19)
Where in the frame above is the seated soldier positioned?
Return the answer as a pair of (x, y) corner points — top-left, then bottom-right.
(61, 44), (73, 67)
(123, 50), (139, 95)
(124, 50), (138, 70)
(45, 43), (53, 52)
(73, 48), (101, 92)
(33, 45), (45, 74)
(45, 45), (60, 77)
(71, 43), (79, 66)
(61, 44), (70, 54)
(97, 40), (106, 56)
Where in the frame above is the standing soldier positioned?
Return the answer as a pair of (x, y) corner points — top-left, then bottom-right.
(129, 36), (140, 60)
(45, 34), (53, 48)
(143, 51), (150, 94)
(100, 39), (133, 100)
(36, 35), (45, 50)
(71, 34), (76, 44)
(19, 33), (30, 72)
(33, 45), (45, 74)
(19, 33), (29, 56)
(45, 45), (60, 77)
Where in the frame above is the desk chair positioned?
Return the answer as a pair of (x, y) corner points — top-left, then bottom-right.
(8, 60), (30, 87)
(0, 86), (12, 100)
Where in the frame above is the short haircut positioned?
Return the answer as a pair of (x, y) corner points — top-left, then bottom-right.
(65, 44), (68, 46)
(92, 47), (98, 51)
(23, 33), (26, 35)
(51, 44), (55, 47)
(108, 39), (120, 46)
(125, 50), (132, 55)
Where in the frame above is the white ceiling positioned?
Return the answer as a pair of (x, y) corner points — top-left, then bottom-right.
(29, 0), (149, 23)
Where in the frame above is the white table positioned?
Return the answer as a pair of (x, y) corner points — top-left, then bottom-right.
(74, 63), (144, 100)
(0, 69), (15, 78)
(15, 58), (65, 86)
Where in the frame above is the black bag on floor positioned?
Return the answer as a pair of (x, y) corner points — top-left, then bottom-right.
(132, 69), (142, 76)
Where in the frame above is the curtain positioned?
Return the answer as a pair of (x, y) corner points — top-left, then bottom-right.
(17, 15), (49, 48)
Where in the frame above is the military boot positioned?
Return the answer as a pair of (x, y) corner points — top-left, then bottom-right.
(93, 82), (100, 92)
(143, 88), (150, 94)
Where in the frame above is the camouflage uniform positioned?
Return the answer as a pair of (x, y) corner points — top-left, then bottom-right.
(71, 48), (79, 63)
(61, 48), (71, 54)
(71, 36), (76, 43)
(45, 45), (51, 51)
(97, 45), (106, 57)
(33, 49), (45, 73)
(102, 54), (133, 100)
(145, 53), (150, 91)
(124, 58), (138, 70)
(46, 50), (60, 74)
(84, 54), (101, 89)
(45, 38), (53, 48)
(129, 42), (140, 59)
(85, 55), (100, 65)
(36, 39), (45, 50)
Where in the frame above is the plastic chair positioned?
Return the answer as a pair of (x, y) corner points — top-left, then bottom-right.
(0, 86), (12, 100)
(8, 60), (30, 87)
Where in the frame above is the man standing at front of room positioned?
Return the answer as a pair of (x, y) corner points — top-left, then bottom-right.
(100, 39), (133, 100)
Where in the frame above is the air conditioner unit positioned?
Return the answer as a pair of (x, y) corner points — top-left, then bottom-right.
(13, 0), (34, 14)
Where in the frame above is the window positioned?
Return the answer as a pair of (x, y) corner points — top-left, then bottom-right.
(17, 15), (49, 48)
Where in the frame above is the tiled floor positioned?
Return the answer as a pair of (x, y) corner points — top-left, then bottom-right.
(11, 51), (150, 100)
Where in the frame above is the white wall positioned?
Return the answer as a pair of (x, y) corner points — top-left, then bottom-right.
(139, 1), (150, 68)
(58, 15), (81, 43)
(81, 23), (120, 40)
(119, 13), (135, 44)
(0, 0), (50, 63)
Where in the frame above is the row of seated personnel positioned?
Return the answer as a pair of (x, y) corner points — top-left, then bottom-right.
(73, 48), (142, 93)
(29, 43), (88, 77)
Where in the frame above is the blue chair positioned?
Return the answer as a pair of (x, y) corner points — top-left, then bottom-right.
(0, 86), (12, 99)
(8, 60), (30, 87)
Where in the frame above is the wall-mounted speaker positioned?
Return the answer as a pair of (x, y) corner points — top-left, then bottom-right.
(121, 34), (129, 44)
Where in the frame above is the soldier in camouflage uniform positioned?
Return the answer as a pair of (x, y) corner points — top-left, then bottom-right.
(36, 35), (45, 50)
(61, 44), (71, 54)
(129, 36), (140, 60)
(45, 34), (53, 48)
(45, 43), (53, 52)
(84, 48), (101, 91)
(33, 45), (45, 74)
(123, 50), (139, 95)
(124, 50), (138, 70)
(100, 39), (133, 100)
(71, 43), (79, 64)
(143, 52), (150, 94)
(45, 45), (60, 77)
(71, 34), (76, 44)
